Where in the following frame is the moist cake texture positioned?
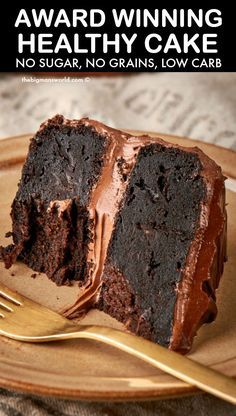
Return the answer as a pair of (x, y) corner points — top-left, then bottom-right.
(0, 115), (227, 353)
(1, 118), (111, 286)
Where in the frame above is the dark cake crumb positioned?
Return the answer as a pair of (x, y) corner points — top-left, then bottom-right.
(31, 273), (37, 279)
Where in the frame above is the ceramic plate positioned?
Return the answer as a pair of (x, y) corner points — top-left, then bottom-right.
(0, 132), (235, 400)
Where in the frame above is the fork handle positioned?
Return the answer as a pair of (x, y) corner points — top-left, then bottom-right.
(60, 324), (236, 404)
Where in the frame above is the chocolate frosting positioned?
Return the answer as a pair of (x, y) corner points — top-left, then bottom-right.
(62, 119), (162, 317)
(40, 116), (227, 352)
(170, 153), (227, 353)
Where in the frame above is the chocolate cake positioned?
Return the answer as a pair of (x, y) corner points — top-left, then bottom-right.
(0, 115), (227, 353)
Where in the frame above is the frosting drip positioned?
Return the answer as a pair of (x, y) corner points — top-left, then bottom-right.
(170, 175), (226, 352)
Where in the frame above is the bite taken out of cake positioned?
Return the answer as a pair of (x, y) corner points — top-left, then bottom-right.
(0, 115), (227, 354)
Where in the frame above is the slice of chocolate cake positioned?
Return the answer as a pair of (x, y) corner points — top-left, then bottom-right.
(0, 115), (112, 286)
(0, 115), (227, 353)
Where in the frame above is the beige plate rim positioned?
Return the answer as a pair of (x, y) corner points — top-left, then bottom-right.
(0, 132), (235, 401)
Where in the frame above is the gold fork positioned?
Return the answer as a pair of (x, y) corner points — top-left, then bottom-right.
(0, 283), (235, 404)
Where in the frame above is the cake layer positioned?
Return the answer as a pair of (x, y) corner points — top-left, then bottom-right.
(97, 144), (207, 348)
